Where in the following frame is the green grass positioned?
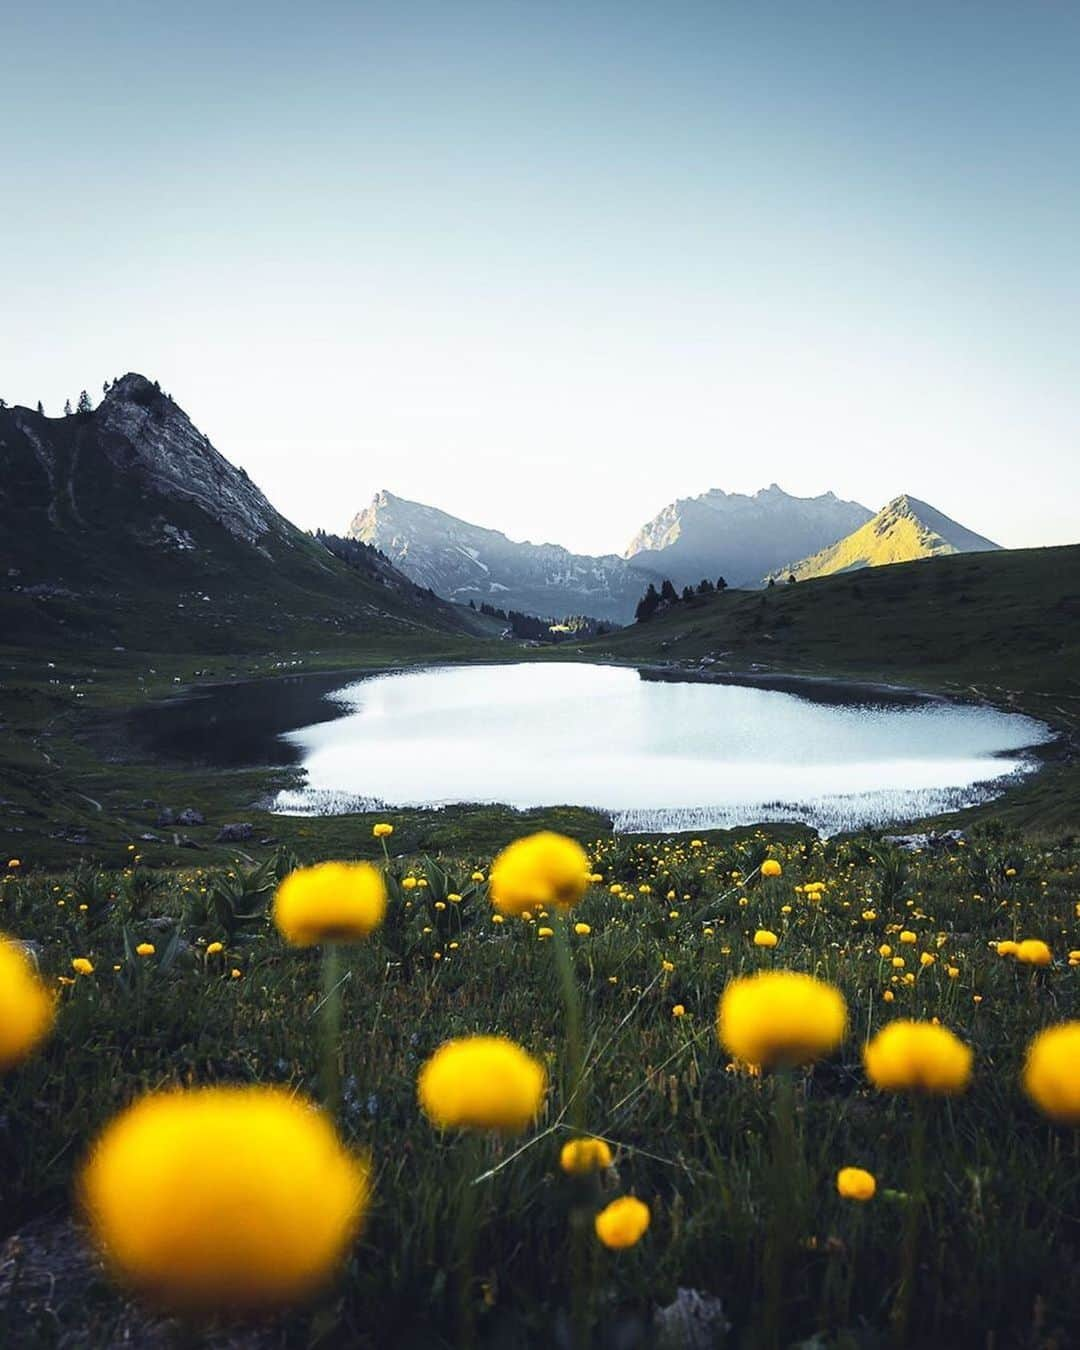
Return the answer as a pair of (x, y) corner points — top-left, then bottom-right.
(1, 829), (1077, 1347)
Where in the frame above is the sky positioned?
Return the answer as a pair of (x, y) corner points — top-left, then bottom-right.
(2, 1), (1078, 556)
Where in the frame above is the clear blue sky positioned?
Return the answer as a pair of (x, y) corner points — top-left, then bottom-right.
(2, 1), (1078, 554)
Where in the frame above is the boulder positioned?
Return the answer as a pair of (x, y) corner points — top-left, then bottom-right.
(216, 822), (254, 842)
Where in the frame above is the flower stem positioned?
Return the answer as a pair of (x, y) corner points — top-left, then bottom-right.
(320, 943), (344, 1119)
(762, 1069), (797, 1349)
(893, 1096), (927, 1346)
(552, 917), (586, 1130)
(552, 916), (590, 1349)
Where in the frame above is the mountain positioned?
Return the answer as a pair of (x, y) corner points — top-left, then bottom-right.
(0, 375), (473, 652)
(771, 494), (1001, 583)
(624, 485), (874, 589)
(348, 491), (657, 624)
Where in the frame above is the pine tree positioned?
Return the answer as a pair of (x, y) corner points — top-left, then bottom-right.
(697, 578), (714, 594)
(64, 398), (73, 416)
(660, 578), (679, 604)
(635, 583), (661, 623)
(36, 400), (44, 415)
(681, 584), (694, 601)
(716, 577), (727, 592)
(77, 390), (93, 413)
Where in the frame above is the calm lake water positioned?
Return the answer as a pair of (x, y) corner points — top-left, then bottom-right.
(234, 662), (1050, 835)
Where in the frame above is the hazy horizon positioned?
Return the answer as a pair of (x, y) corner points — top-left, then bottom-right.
(4, 1), (1079, 555)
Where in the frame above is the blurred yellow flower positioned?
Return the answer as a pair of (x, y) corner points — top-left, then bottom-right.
(538, 927), (554, 939)
(559, 1135), (613, 1174)
(753, 930), (778, 948)
(0, 934), (54, 1070)
(372, 823), (393, 838)
(489, 832), (591, 915)
(899, 931), (917, 945)
(418, 1035), (546, 1133)
(206, 942), (224, 956)
(595, 1196), (650, 1249)
(996, 940), (1019, 956)
(80, 1086), (368, 1312)
(273, 862), (386, 947)
(863, 1021), (972, 1095)
(717, 971), (847, 1069)
(402, 876), (418, 891)
(1016, 939), (1051, 966)
(72, 957), (94, 976)
(135, 943), (155, 958)
(574, 923), (591, 936)
(672, 1004), (686, 1018)
(761, 859), (782, 878)
(836, 1167), (876, 1201)
(1022, 1023), (1080, 1124)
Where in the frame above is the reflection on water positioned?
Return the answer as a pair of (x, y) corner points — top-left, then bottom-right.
(254, 663), (1051, 835)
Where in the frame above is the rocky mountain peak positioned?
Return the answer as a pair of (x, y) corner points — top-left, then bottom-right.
(92, 374), (285, 547)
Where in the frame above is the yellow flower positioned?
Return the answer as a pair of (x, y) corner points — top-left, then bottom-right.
(136, 943), (155, 958)
(717, 971), (847, 1069)
(537, 927), (554, 939)
(919, 952), (935, 968)
(753, 930), (778, 948)
(574, 922), (591, 936)
(761, 859), (782, 878)
(0, 934), (54, 1070)
(230, 968), (243, 979)
(559, 1135), (613, 1174)
(402, 876), (418, 891)
(206, 942), (224, 956)
(489, 832), (590, 915)
(471, 871), (485, 882)
(996, 940), (1019, 956)
(863, 1021), (972, 1095)
(372, 823), (393, 838)
(72, 957), (94, 976)
(1022, 1023), (1080, 1124)
(878, 944), (893, 958)
(836, 1167), (877, 1201)
(1016, 939), (1051, 966)
(272, 862), (386, 947)
(491, 914), (505, 925)
(80, 1086), (369, 1312)
(883, 990), (895, 1003)
(672, 1004), (686, 1018)
(899, 931), (916, 945)
(418, 1035), (546, 1133)
(595, 1196), (650, 1249)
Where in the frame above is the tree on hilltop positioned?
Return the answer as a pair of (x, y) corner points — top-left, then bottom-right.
(635, 583), (660, 623)
(77, 390), (93, 413)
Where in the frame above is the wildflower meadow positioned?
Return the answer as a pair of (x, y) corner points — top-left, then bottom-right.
(1, 825), (1078, 1347)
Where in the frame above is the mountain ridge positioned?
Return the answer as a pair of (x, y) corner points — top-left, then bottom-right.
(348, 490), (657, 624)
(0, 375), (474, 652)
(623, 483), (875, 589)
(772, 494), (1001, 583)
